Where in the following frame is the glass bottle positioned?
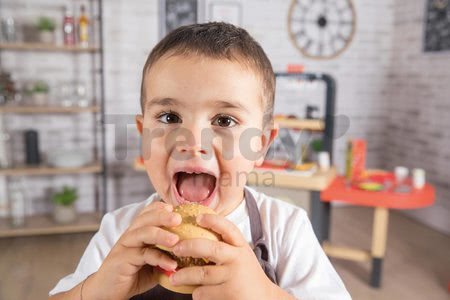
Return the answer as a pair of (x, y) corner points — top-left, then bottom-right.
(75, 81), (89, 107)
(63, 6), (75, 46)
(0, 117), (12, 168)
(1, 16), (17, 42)
(78, 5), (89, 47)
(9, 178), (26, 227)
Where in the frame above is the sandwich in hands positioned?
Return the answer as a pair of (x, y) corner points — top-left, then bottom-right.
(154, 203), (221, 294)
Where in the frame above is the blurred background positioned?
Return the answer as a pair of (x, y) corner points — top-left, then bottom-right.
(0, 0), (449, 299)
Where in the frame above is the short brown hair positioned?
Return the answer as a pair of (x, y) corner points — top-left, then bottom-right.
(140, 22), (275, 126)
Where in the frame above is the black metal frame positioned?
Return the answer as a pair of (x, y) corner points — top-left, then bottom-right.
(274, 72), (336, 243)
(371, 257), (383, 287)
(98, 0), (108, 215)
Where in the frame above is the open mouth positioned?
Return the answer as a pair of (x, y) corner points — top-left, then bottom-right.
(172, 171), (217, 206)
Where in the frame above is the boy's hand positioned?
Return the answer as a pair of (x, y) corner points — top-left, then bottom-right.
(87, 201), (182, 300)
(170, 214), (293, 300)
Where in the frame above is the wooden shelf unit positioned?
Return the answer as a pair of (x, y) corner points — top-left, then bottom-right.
(0, 0), (107, 238)
(0, 212), (101, 238)
(0, 105), (99, 114)
(0, 42), (99, 53)
(275, 118), (324, 131)
(0, 163), (102, 176)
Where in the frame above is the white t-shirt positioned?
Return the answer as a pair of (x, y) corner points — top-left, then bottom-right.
(49, 186), (351, 299)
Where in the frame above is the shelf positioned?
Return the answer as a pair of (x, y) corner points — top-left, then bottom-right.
(133, 156), (335, 191)
(0, 105), (99, 114)
(247, 167), (336, 191)
(0, 42), (100, 53)
(0, 212), (101, 238)
(0, 162), (102, 176)
(275, 118), (324, 131)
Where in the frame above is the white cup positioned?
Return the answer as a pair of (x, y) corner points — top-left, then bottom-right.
(394, 166), (409, 183)
(318, 151), (330, 171)
(412, 168), (426, 189)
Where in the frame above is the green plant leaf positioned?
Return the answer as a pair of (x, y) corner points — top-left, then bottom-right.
(52, 186), (78, 206)
(32, 80), (49, 93)
(311, 139), (324, 152)
(37, 17), (56, 32)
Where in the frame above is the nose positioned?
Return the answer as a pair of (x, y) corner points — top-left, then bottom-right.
(174, 125), (209, 157)
(177, 143), (207, 156)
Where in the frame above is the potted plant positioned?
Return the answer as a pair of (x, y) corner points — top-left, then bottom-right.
(309, 138), (324, 162)
(37, 17), (56, 44)
(51, 186), (78, 224)
(31, 80), (50, 106)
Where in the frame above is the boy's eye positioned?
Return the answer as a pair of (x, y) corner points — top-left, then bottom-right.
(212, 115), (237, 128)
(157, 112), (181, 124)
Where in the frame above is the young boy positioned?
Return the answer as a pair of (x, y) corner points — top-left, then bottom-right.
(49, 22), (351, 300)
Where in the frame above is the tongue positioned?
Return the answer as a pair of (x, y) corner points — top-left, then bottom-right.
(177, 173), (215, 202)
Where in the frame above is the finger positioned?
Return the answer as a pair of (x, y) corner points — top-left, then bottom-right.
(192, 284), (224, 300)
(172, 239), (236, 265)
(138, 200), (173, 217)
(142, 247), (177, 270)
(171, 265), (228, 286)
(129, 209), (181, 231)
(117, 247), (177, 276)
(197, 214), (246, 247)
(120, 226), (179, 248)
(134, 247), (178, 273)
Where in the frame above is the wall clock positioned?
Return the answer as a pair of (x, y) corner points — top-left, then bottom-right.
(288, 0), (356, 59)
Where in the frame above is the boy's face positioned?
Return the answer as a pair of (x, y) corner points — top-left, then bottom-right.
(136, 54), (277, 215)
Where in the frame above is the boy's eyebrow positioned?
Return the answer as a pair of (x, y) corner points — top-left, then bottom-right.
(145, 98), (250, 113)
(145, 97), (185, 110)
(212, 100), (250, 113)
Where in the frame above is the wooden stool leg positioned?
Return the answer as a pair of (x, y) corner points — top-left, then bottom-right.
(370, 207), (389, 288)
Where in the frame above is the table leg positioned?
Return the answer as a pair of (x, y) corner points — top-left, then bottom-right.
(370, 207), (389, 288)
(310, 191), (331, 244)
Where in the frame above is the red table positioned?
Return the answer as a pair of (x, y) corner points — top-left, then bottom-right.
(321, 175), (435, 288)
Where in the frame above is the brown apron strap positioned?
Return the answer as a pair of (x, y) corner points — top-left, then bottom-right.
(244, 187), (278, 284)
(244, 187), (264, 246)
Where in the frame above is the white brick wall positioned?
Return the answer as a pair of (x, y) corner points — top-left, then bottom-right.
(383, 0), (450, 234)
(1, 0), (448, 234)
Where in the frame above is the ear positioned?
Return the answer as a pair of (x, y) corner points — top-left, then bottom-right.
(136, 114), (144, 135)
(255, 122), (279, 167)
